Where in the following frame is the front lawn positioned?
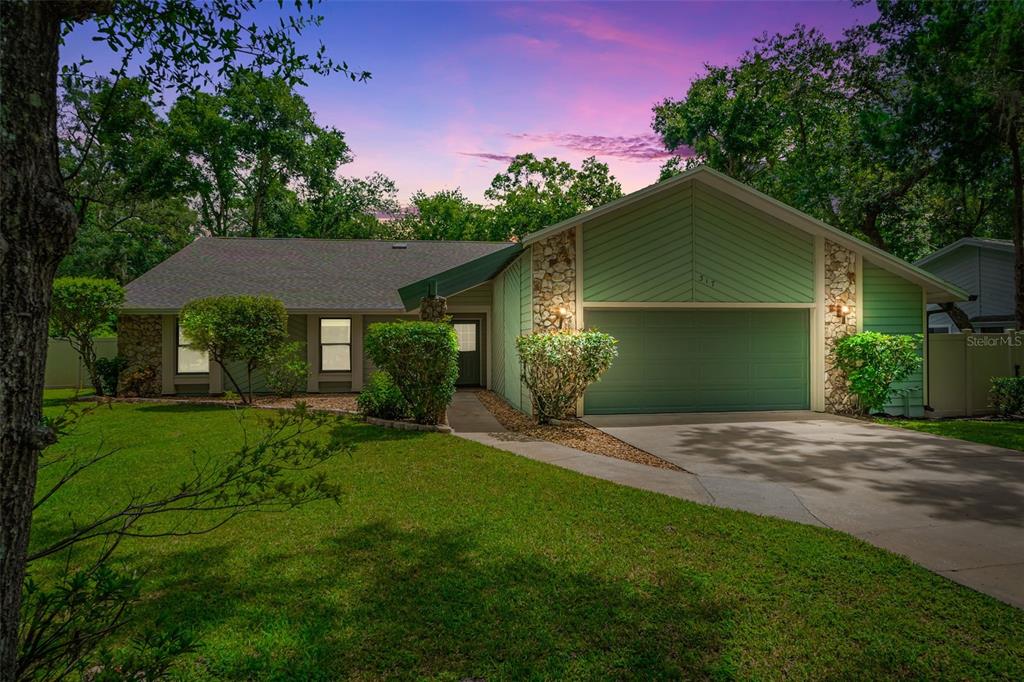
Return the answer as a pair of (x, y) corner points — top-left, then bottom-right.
(33, 392), (1024, 680)
(881, 417), (1024, 451)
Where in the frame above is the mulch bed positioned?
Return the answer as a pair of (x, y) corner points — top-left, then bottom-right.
(90, 393), (360, 413)
(475, 390), (681, 471)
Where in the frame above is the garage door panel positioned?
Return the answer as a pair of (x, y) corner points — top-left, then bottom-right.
(751, 389), (807, 408)
(585, 309), (809, 414)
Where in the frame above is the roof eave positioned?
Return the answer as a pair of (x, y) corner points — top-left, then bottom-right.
(519, 165), (967, 303)
(397, 243), (524, 311)
(916, 237), (1014, 267)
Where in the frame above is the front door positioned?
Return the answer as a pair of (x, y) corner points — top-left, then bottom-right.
(453, 320), (482, 386)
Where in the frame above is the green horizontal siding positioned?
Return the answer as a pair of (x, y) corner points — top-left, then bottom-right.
(581, 179), (813, 304)
(585, 309), (809, 414)
(862, 261), (925, 417)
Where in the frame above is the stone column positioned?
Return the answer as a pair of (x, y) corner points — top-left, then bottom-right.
(419, 295), (448, 322)
(532, 227), (577, 332)
(823, 240), (858, 414)
(117, 314), (163, 396)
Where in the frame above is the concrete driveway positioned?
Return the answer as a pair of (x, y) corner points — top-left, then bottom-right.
(584, 411), (1024, 608)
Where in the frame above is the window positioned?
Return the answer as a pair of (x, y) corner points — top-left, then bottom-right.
(453, 322), (477, 352)
(176, 322), (209, 374)
(928, 326), (951, 334)
(320, 318), (351, 371)
(979, 326), (1006, 334)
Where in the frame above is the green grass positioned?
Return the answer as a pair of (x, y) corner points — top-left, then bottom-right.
(881, 417), (1024, 451)
(34, 390), (1024, 680)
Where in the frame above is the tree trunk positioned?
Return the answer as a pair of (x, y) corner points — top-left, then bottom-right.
(859, 208), (889, 251)
(70, 334), (103, 396)
(935, 302), (974, 332)
(218, 359), (247, 403)
(1009, 118), (1024, 330)
(247, 363), (254, 405)
(1, 3), (88, 676)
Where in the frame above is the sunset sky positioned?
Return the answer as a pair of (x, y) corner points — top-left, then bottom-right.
(65, 1), (877, 203)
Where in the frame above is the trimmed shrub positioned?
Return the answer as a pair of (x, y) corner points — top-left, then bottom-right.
(50, 277), (124, 396)
(180, 295), (288, 404)
(364, 321), (458, 425)
(265, 341), (309, 397)
(95, 356), (128, 397)
(357, 371), (409, 420)
(834, 331), (922, 415)
(516, 330), (618, 424)
(990, 377), (1024, 417)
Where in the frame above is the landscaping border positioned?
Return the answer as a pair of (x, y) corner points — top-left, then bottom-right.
(363, 416), (452, 433)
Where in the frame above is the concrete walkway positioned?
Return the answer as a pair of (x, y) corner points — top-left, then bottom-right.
(447, 392), (1023, 608)
(447, 392), (712, 504)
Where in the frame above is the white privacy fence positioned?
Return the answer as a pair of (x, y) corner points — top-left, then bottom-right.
(927, 332), (1023, 418)
(44, 337), (118, 389)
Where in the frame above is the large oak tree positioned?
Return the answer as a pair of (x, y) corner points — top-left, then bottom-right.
(0, 2), (365, 676)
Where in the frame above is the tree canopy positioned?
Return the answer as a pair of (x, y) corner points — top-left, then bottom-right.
(1, 2), (368, 676)
(485, 154), (623, 241)
(652, 3), (1021, 263)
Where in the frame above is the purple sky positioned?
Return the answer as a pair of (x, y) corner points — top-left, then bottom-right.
(65, 1), (876, 203)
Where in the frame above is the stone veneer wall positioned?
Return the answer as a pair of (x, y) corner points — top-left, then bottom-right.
(823, 240), (858, 414)
(118, 314), (163, 395)
(532, 227), (577, 332)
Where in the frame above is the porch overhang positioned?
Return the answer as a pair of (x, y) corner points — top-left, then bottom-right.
(398, 243), (524, 311)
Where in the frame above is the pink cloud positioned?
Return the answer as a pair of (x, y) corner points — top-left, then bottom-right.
(459, 151), (516, 163)
(508, 132), (687, 162)
(499, 3), (675, 54)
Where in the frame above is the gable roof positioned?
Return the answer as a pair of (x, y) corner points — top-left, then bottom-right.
(122, 237), (512, 313)
(915, 237), (1013, 267)
(519, 165), (968, 303)
(397, 244), (523, 310)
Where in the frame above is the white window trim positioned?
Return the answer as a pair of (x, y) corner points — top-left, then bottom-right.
(319, 317), (352, 373)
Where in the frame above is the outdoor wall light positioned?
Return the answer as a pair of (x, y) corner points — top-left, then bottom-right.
(829, 301), (852, 323)
(556, 306), (573, 329)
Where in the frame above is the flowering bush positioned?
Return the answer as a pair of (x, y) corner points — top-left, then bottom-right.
(834, 331), (921, 414)
(516, 330), (618, 424)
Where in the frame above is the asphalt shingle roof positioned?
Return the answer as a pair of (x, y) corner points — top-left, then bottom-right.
(123, 237), (512, 311)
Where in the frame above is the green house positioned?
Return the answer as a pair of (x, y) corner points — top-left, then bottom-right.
(121, 166), (965, 417)
(400, 166), (966, 417)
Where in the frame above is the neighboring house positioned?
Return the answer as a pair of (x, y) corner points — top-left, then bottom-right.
(121, 165), (966, 417)
(915, 238), (1015, 333)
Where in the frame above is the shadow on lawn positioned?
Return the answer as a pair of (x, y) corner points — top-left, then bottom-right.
(132, 523), (734, 680)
